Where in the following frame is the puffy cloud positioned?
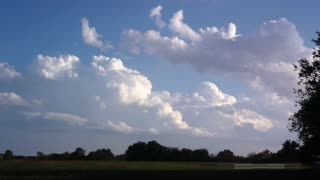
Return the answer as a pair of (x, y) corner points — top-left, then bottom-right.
(0, 92), (27, 106)
(0, 62), (21, 79)
(169, 10), (201, 42)
(81, 17), (112, 51)
(193, 81), (237, 107)
(36, 54), (79, 79)
(123, 29), (188, 55)
(149, 5), (166, 28)
(123, 7), (311, 99)
(92, 56), (188, 129)
(91, 55), (152, 104)
(104, 121), (139, 134)
(22, 111), (88, 126)
(155, 81), (237, 109)
(145, 94), (189, 129)
(91, 55), (217, 135)
(233, 109), (273, 131)
(199, 22), (240, 40)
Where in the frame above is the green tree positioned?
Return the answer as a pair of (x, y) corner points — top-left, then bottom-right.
(276, 140), (300, 162)
(37, 151), (47, 160)
(125, 142), (147, 161)
(71, 147), (86, 160)
(3, 150), (14, 160)
(192, 149), (210, 162)
(87, 149), (114, 160)
(289, 32), (320, 161)
(216, 149), (235, 162)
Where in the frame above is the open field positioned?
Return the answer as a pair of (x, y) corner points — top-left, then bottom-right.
(0, 160), (319, 179)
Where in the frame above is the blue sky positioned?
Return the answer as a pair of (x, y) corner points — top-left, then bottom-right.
(0, 0), (319, 155)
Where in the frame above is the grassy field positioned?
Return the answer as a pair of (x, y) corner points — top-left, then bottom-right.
(0, 160), (319, 179)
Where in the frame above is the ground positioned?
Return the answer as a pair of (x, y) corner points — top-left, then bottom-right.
(0, 160), (319, 179)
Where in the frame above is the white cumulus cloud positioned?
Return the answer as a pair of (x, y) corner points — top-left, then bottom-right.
(36, 54), (79, 79)
(91, 55), (215, 135)
(81, 17), (112, 51)
(0, 62), (21, 79)
(149, 5), (166, 28)
(222, 109), (274, 132)
(104, 121), (139, 134)
(91, 55), (152, 104)
(169, 10), (201, 42)
(123, 7), (311, 100)
(0, 92), (28, 106)
(155, 81), (237, 108)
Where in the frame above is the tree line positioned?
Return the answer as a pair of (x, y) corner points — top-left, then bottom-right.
(0, 139), (301, 163)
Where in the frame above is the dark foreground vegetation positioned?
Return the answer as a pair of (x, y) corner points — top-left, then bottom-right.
(0, 139), (304, 163)
(0, 160), (319, 180)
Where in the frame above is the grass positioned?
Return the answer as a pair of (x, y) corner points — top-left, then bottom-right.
(0, 160), (318, 179)
(0, 160), (235, 171)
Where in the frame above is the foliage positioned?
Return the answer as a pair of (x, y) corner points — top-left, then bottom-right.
(125, 141), (211, 161)
(215, 149), (235, 162)
(3, 150), (14, 160)
(289, 32), (320, 160)
(37, 151), (47, 160)
(276, 140), (300, 162)
(87, 149), (114, 160)
(0, 140), (307, 162)
(71, 148), (86, 160)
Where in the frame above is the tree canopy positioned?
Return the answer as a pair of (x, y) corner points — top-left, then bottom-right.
(289, 32), (320, 160)
(3, 150), (14, 160)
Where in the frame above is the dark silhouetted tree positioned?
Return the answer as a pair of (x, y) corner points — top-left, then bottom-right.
(71, 148), (86, 160)
(115, 154), (126, 161)
(192, 149), (210, 161)
(37, 151), (47, 160)
(145, 140), (170, 161)
(289, 32), (320, 161)
(87, 149), (114, 160)
(179, 148), (193, 161)
(47, 151), (70, 160)
(125, 141), (147, 161)
(216, 149), (235, 162)
(277, 140), (300, 162)
(255, 149), (274, 162)
(3, 150), (14, 160)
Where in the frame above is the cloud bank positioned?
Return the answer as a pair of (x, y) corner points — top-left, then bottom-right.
(122, 7), (311, 100)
